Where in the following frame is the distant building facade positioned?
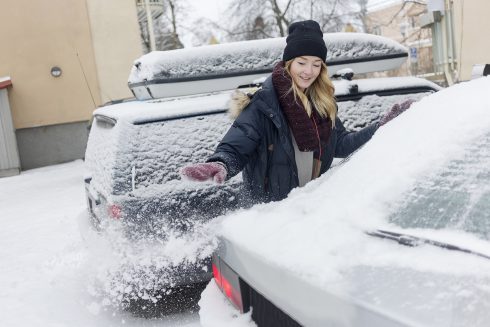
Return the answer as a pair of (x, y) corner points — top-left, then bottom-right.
(0, 0), (142, 171)
(364, 0), (490, 85)
(365, 1), (434, 80)
(432, 0), (490, 82)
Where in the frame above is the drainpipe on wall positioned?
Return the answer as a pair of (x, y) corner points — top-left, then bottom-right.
(0, 77), (21, 177)
(426, 0), (457, 86)
(445, 0), (459, 81)
(144, 0), (156, 51)
(441, 0), (457, 85)
(440, 8), (454, 85)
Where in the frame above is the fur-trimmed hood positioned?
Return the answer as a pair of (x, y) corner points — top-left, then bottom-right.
(228, 87), (261, 119)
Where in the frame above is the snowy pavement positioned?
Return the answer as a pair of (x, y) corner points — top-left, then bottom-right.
(0, 160), (201, 327)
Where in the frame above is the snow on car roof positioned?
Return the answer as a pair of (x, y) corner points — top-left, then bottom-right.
(93, 90), (232, 124)
(219, 77), (490, 283)
(95, 76), (437, 124)
(335, 76), (441, 96)
(128, 33), (407, 85)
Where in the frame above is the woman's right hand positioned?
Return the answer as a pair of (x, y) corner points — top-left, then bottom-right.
(180, 162), (227, 184)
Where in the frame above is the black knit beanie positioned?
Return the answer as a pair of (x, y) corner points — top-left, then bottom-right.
(282, 20), (327, 62)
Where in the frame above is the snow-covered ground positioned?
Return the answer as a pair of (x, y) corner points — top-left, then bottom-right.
(0, 160), (202, 327)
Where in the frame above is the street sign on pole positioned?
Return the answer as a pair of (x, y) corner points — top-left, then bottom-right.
(410, 47), (418, 63)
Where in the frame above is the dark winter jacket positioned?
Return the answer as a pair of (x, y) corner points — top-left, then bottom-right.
(208, 76), (378, 203)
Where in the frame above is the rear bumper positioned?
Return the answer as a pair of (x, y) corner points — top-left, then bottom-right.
(78, 208), (213, 290)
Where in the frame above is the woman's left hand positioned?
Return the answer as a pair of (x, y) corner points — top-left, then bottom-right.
(379, 99), (415, 126)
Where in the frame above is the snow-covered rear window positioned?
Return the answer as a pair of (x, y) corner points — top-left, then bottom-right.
(85, 112), (233, 197)
(390, 132), (490, 240)
(128, 112), (232, 191)
(337, 92), (432, 131)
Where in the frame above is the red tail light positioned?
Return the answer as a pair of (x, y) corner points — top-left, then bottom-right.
(212, 262), (222, 287)
(212, 254), (244, 312)
(108, 204), (122, 219)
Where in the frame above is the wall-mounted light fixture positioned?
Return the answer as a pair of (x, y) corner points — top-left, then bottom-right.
(50, 66), (62, 78)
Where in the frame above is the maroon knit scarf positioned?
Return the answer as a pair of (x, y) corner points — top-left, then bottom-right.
(271, 61), (332, 157)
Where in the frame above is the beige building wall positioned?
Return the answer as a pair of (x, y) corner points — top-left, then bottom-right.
(366, 1), (433, 78)
(0, 0), (101, 129)
(0, 0), (143, 170)
(86, 0), (143, 104)
(452, 0), (490, 81)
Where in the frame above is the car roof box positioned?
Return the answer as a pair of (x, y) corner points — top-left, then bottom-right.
(129, 33), (408, 100)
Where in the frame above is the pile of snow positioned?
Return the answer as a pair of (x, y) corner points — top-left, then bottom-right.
(198, 280), (255, 327)
(0, 160), (201, 326)
(82, 215), (220, 308)
(218, 77), (490, 288)
(129, 33), (407, 84)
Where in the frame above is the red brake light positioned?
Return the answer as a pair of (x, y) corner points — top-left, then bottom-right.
(212, 255), (244, 312)
(108, 204), (122, 219)
(212, 262), (222, 287)
(222, 276), (233, 299)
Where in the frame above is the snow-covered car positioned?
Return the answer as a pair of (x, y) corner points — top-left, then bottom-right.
(208, 77), (490, 327)
(82, 33), (440, 308)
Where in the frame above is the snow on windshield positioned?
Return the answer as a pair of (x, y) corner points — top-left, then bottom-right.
(219, 77), (490, 286)
(129, 33), (406, 84)
(390, 130), (490, 240)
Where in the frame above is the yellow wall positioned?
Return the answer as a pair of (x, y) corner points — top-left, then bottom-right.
(0, 0), (142, 129)
(0, 0), (101, 129)
(86, 0), (143, 104)
(452, 0), (490, 81)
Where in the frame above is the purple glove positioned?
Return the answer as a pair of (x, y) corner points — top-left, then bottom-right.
(379, 99), (415, 126)
(180, 162), (227, 184)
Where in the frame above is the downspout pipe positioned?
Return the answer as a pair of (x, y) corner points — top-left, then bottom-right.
(144, 0), (156, 51)
(441, 0), (456, 85)
(445, 0), (458, 80)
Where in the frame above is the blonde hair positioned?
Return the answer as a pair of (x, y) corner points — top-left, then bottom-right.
(284, 60), (336, 125)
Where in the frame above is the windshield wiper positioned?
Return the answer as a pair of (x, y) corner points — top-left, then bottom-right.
(367, 229), (490, 261)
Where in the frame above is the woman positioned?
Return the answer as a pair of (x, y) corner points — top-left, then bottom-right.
(181, 20), (409, 203)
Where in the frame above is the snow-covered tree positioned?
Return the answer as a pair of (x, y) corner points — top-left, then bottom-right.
(138, 0), (187, 52)
(221, 0), (364, 42)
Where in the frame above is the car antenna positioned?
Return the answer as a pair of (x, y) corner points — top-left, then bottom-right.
(75, 50), (98, 108)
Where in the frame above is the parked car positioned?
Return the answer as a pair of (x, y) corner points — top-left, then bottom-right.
(208, 77), (490, 327)
(82, 33), (440, 310)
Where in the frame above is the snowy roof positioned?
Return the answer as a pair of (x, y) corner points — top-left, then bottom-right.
(128, 33), (408, 86)
(334, 76), (441, 96)
(94, 90), (232, 124)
